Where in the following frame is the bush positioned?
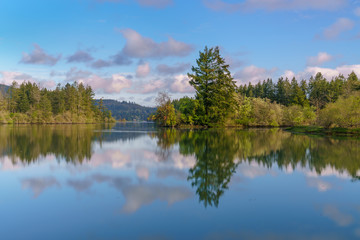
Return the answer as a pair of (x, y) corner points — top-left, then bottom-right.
(319, 92), (360, 128)
(283, 105), (316, 126)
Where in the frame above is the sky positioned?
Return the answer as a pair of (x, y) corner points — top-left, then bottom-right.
(1, 0), (360, 106)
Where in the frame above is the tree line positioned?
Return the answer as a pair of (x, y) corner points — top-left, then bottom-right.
(153, 46), (360, 128)
(0, 81), (115, 124)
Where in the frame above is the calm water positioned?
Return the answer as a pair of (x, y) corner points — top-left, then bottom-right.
(0, 123), (359, 240)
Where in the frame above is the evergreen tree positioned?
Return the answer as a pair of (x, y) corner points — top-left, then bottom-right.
(308, 73), (330, 109)
(188, 46), (236, 125)
(290, 77), (307, 106)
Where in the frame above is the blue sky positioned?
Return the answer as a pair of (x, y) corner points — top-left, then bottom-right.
(1, 0), (360, 106)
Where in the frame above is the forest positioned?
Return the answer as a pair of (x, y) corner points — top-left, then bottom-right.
(0, 81), (115, 124)
(98, 99), (156, 121)
(153, 46), (360, 129)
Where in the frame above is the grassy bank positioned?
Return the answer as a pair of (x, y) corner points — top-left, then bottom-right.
(0, 111), (116, 124)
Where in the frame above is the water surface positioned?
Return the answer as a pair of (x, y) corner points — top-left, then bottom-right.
(0, 123), (359, 239)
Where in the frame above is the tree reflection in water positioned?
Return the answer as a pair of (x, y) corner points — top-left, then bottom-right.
(0, 124), (359, 208)
(156, 128), (360, 207)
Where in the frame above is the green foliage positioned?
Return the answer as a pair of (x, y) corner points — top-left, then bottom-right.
(282, 105), (316, 126)
(0, 81), (114, 124)
(154, 92), (177, 127)
(238, 71), (359, 109)
(188, 46), (237, 125)
(319, 92), (360, 128)
(173, 96), (198, 125)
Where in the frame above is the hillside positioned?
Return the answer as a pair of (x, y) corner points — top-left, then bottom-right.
(98, 99), (156, 121)
(0, 84), (9, 94)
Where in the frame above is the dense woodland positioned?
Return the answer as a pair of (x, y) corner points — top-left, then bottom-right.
(98, 99), (156, 121)
(153, 46), (360, 129)
(0, 81), (115, 124)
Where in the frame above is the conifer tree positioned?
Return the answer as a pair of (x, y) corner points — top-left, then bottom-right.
(188, 46), (236, 125)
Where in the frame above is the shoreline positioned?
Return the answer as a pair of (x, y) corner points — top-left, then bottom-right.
(284, 126), (360, 137)
(1, 122), (359, 137)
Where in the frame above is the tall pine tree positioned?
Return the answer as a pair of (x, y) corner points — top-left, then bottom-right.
(188, 46), (236, 125)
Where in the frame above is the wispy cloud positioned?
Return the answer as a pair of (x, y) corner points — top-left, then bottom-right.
(136, 61), (151, 78)
(319, 18), (354, 40)
(67, 50), (94, 63)
(119, 28), (193, 59)
(203, 0), (347, 12)
(354, 7), (360, 16)
(307, 52), (334, 66)
(137, 0), (173, 8)
(96, 0), (173, 8)
(22, 177), (60, 198)
(65, 67), (92, 82)
(322, 205), (353, 226)
(91, 52), (132, 69)
(156, 63), (190, 75)
(20, 44), (61, 66)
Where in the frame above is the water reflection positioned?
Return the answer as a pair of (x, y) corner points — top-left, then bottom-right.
(1, 124), (360, 239)
(153, 128), (360, 207)
(0, 125), (359, 208)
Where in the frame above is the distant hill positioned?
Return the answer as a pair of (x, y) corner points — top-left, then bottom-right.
(0, 84), (9, 94)
(97, 99), (156, 121)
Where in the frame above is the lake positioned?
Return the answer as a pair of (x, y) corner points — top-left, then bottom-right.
(0, 123), (359, 239)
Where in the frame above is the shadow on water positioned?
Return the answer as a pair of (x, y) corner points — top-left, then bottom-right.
(0, 124), (359, 208)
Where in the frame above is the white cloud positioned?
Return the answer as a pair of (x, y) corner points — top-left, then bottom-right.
(121, 184), (192, 213)
(321, 18), (354, 40)
(90, 149), (131, 168)
(283, 64), (360, 81)
(307, 177), (333, 192)
(234, 65), (277, 85)
(238, 162), (277, 179)
(79, 73), (132, 94)
(136, 62), (151, 78)
(119, 28), (193, 59)
(283, 70), (296, 80)
(203, 0), (347, 12)
(307, 52), (334, 66)
(0, 71), (56, 89)
(129, 79), (166, 94)
(20, 44), (61, 66)
(0, 71), (34, 85)
(170, 74), (194, 93)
